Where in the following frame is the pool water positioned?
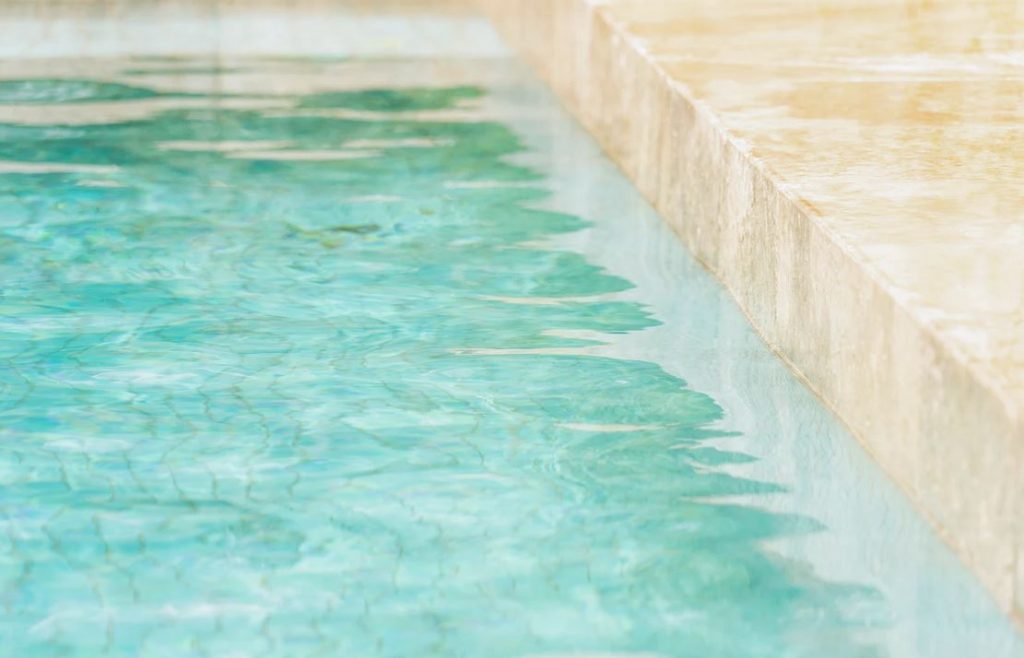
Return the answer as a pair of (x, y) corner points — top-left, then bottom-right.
(0, 58), (1020, 658)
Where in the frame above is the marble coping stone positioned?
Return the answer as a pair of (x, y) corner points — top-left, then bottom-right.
(478, 0), (1024, 623)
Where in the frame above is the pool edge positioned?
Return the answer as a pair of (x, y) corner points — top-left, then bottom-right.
(476, 0), (1024, 625)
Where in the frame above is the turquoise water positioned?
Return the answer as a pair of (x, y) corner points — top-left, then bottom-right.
(0, 63), (1016, 657)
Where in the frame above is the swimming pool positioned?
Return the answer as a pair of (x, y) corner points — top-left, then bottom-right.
(0, 53), (1020, 658)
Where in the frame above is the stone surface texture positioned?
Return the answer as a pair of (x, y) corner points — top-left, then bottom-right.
(478, 0), (1024, 621)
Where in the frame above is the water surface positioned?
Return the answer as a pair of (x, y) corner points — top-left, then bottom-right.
(0, 59), (1019, 658)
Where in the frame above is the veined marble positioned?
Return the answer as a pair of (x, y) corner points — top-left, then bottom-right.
(479, 0), (1024, 623)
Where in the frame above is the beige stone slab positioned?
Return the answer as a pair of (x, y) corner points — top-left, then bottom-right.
(478, 0), (1024, 622)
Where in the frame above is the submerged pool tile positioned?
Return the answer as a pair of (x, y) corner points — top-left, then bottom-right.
(0, 67), (925, 657)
